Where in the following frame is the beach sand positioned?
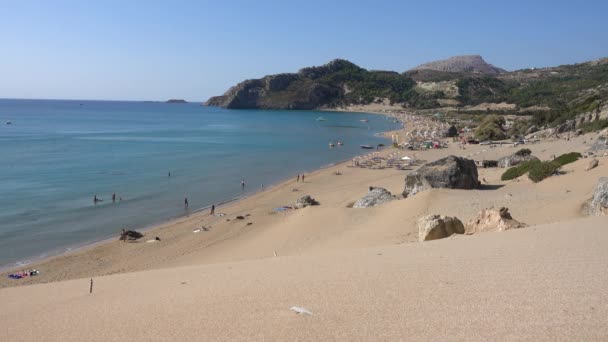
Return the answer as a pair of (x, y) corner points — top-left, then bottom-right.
(1, 114), (607, 340)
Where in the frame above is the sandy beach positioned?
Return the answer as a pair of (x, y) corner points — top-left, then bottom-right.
(1, 111), (607, 340)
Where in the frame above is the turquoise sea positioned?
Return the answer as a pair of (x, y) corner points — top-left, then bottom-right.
(0, 99), (397, 268)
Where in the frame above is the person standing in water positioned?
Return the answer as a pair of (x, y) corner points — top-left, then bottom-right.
(94, 195), (98, 204)
(210, 204), (215, 216)
(112, 193), (116, 203)
(241, 179), (246, 191)
(184, 197), (189, 209)
(168, 171), (171, 178)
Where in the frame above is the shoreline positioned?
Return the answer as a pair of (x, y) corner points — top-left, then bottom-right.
(1, 110), (606, 289)
(1, 108), (399, 275)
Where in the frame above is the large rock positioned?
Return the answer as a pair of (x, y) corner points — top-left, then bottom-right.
(497, 152), (540, 168)
(295, 195), (320, 209)
(464, 207), (527, 234)
(353, 187), (396, 208)
(418, 215), (465, 242)
(403, 155), (479, 197)
(584, 177), (608, 216)
(586, 159), (599, 171)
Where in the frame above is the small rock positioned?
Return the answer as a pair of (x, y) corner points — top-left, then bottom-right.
(586, 159), (599, 171)
(353, 187), (396, 208)
(418, 215), (465, 242)
(465, 207), (527, 234)
(295, 195), (320, 209)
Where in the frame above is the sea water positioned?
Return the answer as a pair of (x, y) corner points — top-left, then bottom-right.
(0, 99), (398, 268)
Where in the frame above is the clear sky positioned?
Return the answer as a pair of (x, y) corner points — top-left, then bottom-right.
(1, 0), (607, 101)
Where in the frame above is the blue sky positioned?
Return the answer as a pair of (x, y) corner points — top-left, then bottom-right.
(1, 0), (607, 101)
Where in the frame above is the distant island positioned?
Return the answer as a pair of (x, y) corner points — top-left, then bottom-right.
(166, 99), (187, 103)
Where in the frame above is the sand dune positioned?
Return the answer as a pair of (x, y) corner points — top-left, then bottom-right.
(1, 121), (607, 340)
(1, 216), (607, 341)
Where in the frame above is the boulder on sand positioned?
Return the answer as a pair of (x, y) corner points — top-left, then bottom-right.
(584, 177), (608, 216)
(120, 229), (144, 241)
(353, 187), (396, 208)
(464, 207), (527, 234)
(586, 159), (599, 171)
(403, 155), (479, 197)
(497, 151), (540, 168)
(418, 215), (464, 242)
(295, 195), (320, 209)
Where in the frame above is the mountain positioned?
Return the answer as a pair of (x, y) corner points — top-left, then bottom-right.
(206, 56), (608, 127)
(410, 55), (506, 74)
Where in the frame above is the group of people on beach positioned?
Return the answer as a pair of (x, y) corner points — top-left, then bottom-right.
(296, 174), (306, 182)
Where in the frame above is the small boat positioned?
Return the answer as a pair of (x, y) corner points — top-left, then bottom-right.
(360, 119), (369, 123)
(329, 142), (335, 148)
(316, 117), (327, 122)
(337, 141), (344, 146)
(5, 120), (12, 125)
(360, 145), (374, 149)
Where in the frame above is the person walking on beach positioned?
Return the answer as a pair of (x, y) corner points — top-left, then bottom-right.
(301, 174), (305, 182)
(210, 204), (215, 216)
(184, 197), (189, 209)
(241, 179), (246, 191)
(297, 174), (300, 182)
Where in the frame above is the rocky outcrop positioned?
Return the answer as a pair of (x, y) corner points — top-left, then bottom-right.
(464, 207), (527, 234)
(586, 159), (599, 171)
(497, 152), (540, 168)
(410, 55), (505, 74)
(584, 177), (608, 216)
(295, 195), (320, 209)
(353, 187), (396, 208)
(555, 120), (576, 134)
(403, 156), (479, 197)
(418, 215), (465, 242)
(525, 125), (539, 135)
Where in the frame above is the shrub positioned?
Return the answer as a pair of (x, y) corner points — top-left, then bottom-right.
(528, 161), (560, 183)
(474, 115), (507, 141)
(553, 152), (582, 166)
(501, 160), (538, 181)
(515, 148), (532, 157)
